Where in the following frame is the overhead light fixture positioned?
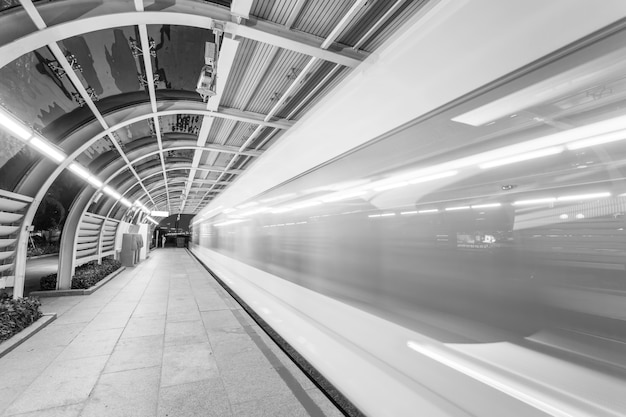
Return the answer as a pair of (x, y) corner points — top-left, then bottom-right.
(479, 146), (563, 169)
(418, 209), (438, 214)
(145, 216), (159, 225)
(29, 136), (66, 163)
(512, 197), (556, 206)
(471, 203), (501, 209)
(556, 192), (611, 202)
(0, 110), (31, 140)
(445, 206), (470, 211)
(151, 211), (170, 217)
(401, 211), (417, 215)
(566, 129), (626, 150)
(119, 198), (133, 208)
(102, 186), (122, 200)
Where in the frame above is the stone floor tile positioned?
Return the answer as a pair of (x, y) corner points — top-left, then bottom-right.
(79, 366), (160, 417)
(56, 327), (123, 361)
(161, 342), (218, 387)
(120, 316), (166, 339)
(306, 389), (345, 417)
(0, 383), (30, 415)
(230, 393), (311, 417)
(53, 307), (102, 325)
(219, 365), (292, 405)
(157, 378), (233, 417)
(164, 320), (208, 346)
(132, 302), (168, 317)
(4, 355), (108, 415)
(5, 403), (84, 417)
(103, 334), (164, 373)
(165, 309), (201, 323)
(29, 322), (85, 347)
(81, 312), (131, 332)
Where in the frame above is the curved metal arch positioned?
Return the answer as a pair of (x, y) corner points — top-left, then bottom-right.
(0, 5), (363, 69)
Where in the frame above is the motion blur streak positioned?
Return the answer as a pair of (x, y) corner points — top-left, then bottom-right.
(192, 10), (626, 417)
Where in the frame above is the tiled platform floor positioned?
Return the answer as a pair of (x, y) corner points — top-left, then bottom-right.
(0, 249), (343, 417)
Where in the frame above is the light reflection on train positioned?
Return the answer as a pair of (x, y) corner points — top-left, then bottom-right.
(191, 23), (626, 343)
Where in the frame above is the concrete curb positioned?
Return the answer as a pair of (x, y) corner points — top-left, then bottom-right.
(29, 267), (126, 297)
(0, 313), (57, 359)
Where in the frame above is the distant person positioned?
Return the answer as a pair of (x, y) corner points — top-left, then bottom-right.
(162, 235), (166, 248)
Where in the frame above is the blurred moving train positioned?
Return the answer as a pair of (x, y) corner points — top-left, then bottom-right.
(191, 9), (626, 417)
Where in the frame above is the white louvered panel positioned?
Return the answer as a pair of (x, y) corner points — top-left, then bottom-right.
(0, 276), (5, 289)
(102, 245), (115, 252)
(79, 229), (100, 237)
(0, 199), (27, 212)
(82, 214), (103, 224)
(0, 211), (22, 223)
(0, 225), (19, 236)
(0, 238), (16, 248)
(77, 235), (98, 244)
(0, 264), (12, 273)
(79, 222), (101, 231)
(77, 241), (98, 251)
(0, 251), (14, 261)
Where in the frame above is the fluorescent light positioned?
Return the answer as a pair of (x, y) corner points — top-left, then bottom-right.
(29, 136), (66, 163)
(559, 214), (569, 220)
(401, 211), (417, 215)
(408, 170), (458, 184)
(87, 176), (103, 188)
(222, 208), (236, 214)
(445, 206), (470, 211)
(471, 203), (501, 209)
(145, 216), (159, 225)
(214, 219), (248, 227)
(556, 192), (611, 202)
(321, 190), (367, 202)
(0, 111), (31, 140)
(418, 209), (438, 214)
(120, 198), (132, 208)
(567, 129), (626, 150)
(368, 214), (381, 218)
(380, 212), (396, 217)
(479, 146), (563, 169)
(103, 186), (122, 200)
(68, 163), (91, 180)
(512, 197), (556, 206)
(151, 211), (170, 217)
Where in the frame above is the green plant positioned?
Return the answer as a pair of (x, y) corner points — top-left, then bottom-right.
(39, 258), (122, 290)
(0, 293), (42, 342)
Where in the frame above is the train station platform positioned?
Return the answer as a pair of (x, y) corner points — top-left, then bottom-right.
(0, 249), (342, 417)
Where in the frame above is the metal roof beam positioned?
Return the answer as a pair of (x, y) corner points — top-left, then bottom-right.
(0, 9), (366, 69)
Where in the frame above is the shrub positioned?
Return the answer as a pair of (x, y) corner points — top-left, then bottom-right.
(0, 293), (42, 342)
(38, 258), (122, 290)
(27, 242), (59, 258)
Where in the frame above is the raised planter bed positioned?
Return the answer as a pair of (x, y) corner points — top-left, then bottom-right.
(0, 313), (56, 358)
(30, 267), (126, 297)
